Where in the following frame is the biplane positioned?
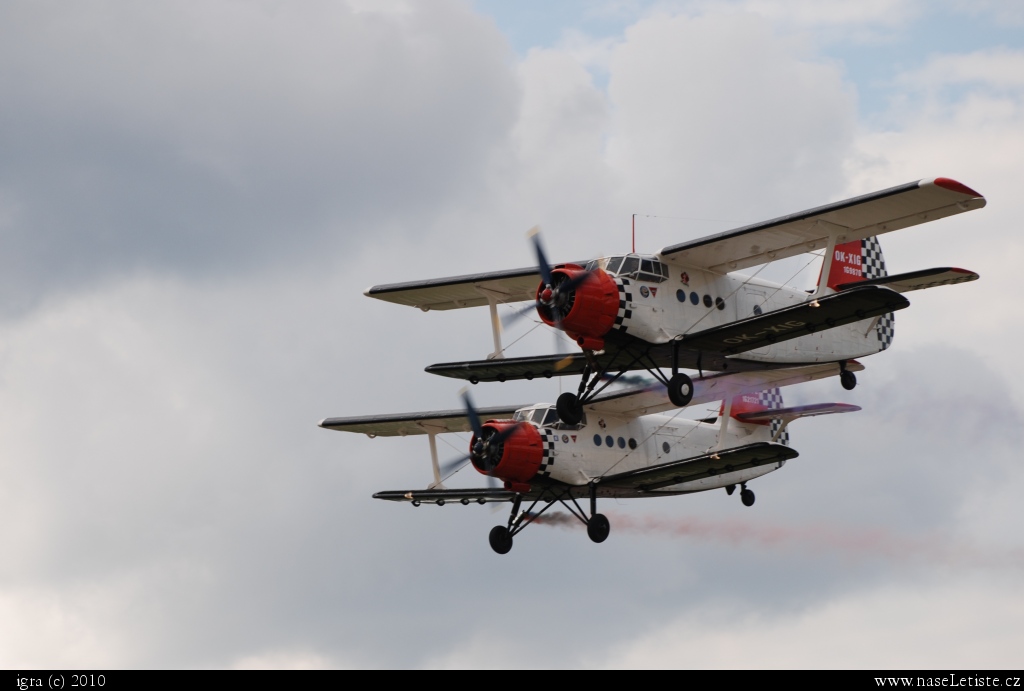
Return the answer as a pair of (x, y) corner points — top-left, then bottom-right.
(320, 362), (862, 554)
(365, 178), (983, 425)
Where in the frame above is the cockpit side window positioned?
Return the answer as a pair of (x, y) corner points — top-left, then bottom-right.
(605, 256), (623, 274)
(541, 408), (559, 427)
(619, 255), (639, 276)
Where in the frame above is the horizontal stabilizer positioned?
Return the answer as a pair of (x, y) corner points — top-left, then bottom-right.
(373, 488), (516, 504)
(735, 402), (861, 423)
(680, 284), (909, 355)
(835, 267), (978, 294)
(601, 442), (798, 492)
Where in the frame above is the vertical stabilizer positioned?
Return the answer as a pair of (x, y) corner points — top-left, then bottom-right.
(721, 387), (789, 446)
(822, 236), (895, 351)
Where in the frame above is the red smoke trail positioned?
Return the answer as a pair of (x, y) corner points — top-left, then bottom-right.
(530, 512), (1024, 570)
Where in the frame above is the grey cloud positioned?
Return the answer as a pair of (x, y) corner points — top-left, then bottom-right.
(0, 1), (518, 315)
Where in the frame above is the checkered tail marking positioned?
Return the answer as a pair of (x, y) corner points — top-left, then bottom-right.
(757, 387), (789, 447)
(861, 236), (894, 350)
(613, 278), (633, 333)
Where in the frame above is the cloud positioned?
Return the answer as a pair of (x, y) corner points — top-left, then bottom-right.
(2, 1), (1024, 670)
(592, 578), (1024, 668)
(0, 0), (517, 314)
(605, 12), (857, 251)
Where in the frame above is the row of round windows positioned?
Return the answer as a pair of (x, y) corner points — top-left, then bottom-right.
(592, 435), (674, 454)
(676, 290), (726, 310)
(594, 434), (637, 449)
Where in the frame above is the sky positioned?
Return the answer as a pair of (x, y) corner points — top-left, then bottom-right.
(1, 0), (1023, 669)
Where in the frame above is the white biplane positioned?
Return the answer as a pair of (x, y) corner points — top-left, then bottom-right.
(365, 178), (983, 424)
(321, 362), (863, 554)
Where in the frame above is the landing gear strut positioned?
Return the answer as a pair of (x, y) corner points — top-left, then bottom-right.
(487, 483), (611, 554)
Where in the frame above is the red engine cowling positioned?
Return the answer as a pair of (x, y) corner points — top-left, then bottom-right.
(535, 265), (620, 350)
(469, 421), (544, 488)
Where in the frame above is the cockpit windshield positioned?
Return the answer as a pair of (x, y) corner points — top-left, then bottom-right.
(512, 405), (586, 430)
(600, 254), (669, 283)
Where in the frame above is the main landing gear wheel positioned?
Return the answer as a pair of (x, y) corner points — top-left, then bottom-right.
(668, 373), (694, 407)
(840, 370), (857, 391)
(740, 488), (756, 507)
(587, 513), (610, 543)
(489, 525), (513, 554)
(556, 392), (584, 425)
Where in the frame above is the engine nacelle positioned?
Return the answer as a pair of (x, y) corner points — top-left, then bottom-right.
(469, 421), (544, 486)
(536, 265), (620, 349)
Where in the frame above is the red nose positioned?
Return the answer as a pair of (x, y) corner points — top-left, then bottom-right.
(540, 288), (553, 302)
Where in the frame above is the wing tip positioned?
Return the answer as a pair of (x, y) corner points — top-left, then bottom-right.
(923, 177), (985, 199)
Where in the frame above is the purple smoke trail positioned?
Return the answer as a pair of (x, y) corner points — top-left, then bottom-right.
(531, 512), (1024, 570)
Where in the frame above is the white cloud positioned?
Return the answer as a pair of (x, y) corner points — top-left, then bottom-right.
(895, 49), (1024, 92)
(593, 578), (1024, 668)
(3, 1), (1024, 670)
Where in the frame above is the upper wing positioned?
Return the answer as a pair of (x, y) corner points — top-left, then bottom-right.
(585, 361), (865, 418)
(319, 404), (525, 437)
(600, 442), (798, 492)
(835, 267), (978, 294)
(660, 178), (985, 273)
(364, 266), (541, 311)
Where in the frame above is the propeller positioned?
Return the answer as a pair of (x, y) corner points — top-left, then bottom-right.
(500, 227), (599, 331)
(436, 389), (524, 487)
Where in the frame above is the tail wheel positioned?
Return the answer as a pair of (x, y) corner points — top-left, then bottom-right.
(840, 370), (857, 391)
(587, 513), (610, 543)
(668, 373), (694, 407)
(740, 488), (755, 507)
(556, 392), (584, 425)
(489, 525), (513, 554)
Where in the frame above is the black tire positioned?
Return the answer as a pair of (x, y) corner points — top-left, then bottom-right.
(587, 513), (610, 543)
(740, 489), (755, 507)
(840, 370), (857, 391)
(488, 526), (513, 554)
(668, 373), (694, 407)
(556, 392), (583, 425)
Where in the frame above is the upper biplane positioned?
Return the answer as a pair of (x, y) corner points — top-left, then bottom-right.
(320, 361), (862, 554)
(365, 178), (983, 424)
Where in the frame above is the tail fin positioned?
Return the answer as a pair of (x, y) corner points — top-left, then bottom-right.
(824, 236), (895, 351)
(720, 387), (789, 446)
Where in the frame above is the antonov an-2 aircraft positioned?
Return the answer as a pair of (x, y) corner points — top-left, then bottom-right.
(364, 178), (983, 425)
(321, 362), (862, 554)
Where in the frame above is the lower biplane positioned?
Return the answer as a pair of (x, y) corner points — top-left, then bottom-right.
(320, 361), (862, 554)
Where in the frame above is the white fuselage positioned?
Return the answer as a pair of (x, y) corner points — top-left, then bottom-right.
(521, 406), (783, 498)
(612, 265), (889, 362)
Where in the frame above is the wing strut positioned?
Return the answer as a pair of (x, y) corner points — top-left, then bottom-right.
(716, 397), (733, 450)
(427, 432), (444, 489)
(476, 288), (508, 360)
(814, 224), (846, 297)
